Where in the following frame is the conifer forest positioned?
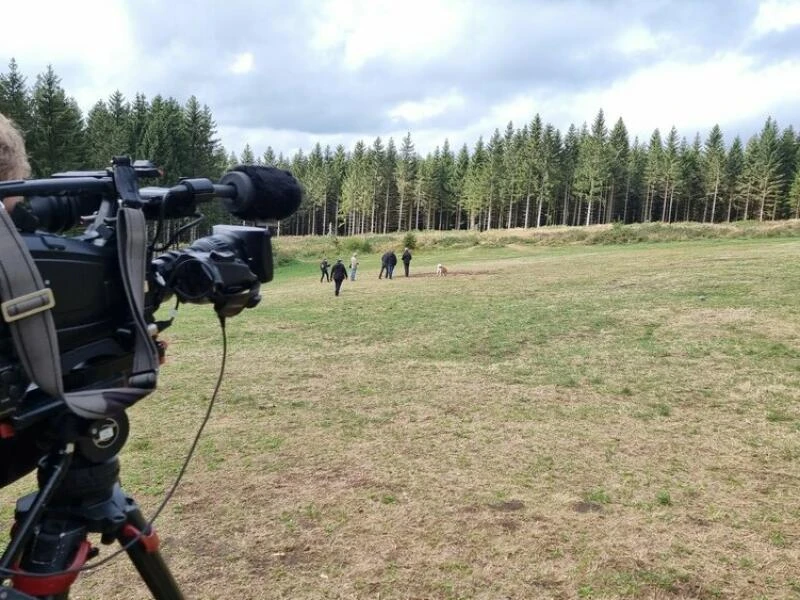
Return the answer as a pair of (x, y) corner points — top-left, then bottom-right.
(2, 59), (799, 239)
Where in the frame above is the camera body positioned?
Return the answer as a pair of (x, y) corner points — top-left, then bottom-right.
(0, 157), (298, 437)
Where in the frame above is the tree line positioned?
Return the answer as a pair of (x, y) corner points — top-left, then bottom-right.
(2, 59), (799, 238)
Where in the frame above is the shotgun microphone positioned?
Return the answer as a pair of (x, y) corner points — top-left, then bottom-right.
(218, 165), (304, 222)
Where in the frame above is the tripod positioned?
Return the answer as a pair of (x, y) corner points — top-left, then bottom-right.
(0, 413), (185, 599)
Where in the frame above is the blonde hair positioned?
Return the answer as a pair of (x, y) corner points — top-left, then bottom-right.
(0, 112), (31, 181)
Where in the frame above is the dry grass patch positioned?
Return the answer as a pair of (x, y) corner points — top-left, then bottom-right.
(2, 236), (800, 598)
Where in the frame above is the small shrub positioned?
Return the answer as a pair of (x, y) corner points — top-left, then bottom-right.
(343, 237), (372, 254)
(656, 490), (672, 506)
(402, 231), (417, 250)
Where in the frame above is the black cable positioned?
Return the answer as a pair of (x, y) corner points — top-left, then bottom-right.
(0, 314), (228, 579)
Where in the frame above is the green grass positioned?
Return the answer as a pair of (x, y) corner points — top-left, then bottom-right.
(2, 224), (800, 599)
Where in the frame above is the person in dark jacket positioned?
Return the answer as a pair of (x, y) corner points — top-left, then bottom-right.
(401, 247), (412, 277)
(379, 251), (390, 279)
(386, 251), (398, 279)
(331, 259), (348, 296)
(320, 258), (330, 282)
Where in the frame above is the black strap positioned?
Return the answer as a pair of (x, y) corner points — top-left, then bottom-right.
(0, 205), (159, 420)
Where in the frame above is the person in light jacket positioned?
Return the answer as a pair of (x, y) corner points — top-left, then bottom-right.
(350, 253), (359, 281)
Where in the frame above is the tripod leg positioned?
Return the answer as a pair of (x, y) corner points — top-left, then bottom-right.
(117, 496), (185, 600)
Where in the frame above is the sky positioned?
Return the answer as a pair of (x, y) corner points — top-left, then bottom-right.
(2, 0), (799, 160)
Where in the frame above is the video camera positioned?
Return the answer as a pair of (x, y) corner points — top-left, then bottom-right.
(0, 156), (301, 599)
(0, 156), (302, 475)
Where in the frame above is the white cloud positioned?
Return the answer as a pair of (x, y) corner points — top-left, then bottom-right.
(614, 25), (669, 55)
(388, 92), (465, 123)
(752, 0), (800, 35)
(589, 53), (800, 138)
(311, 0), (468, 69)
(229, 52), (255, 75)
(0, 0), (136, 109)
(496, 52), (800, 142)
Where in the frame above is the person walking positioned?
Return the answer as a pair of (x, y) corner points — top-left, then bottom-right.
(350, 253), (359, 281)
(320, 257), (330, 282)
(379, 251), (390, 279)
(386, 250), (398, 279)
(401, 247), (412, 277)
(331, 259), (348, 296)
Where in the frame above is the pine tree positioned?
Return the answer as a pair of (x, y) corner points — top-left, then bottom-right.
(508, 127), (527, 227)
(438, 139), (456, 229)
(463, 136), (489, 230)
(537, 124), (561, 226)
(625, 138), (647, 223)
(789, 164), (800, 219)
(368, 136), (385, 233)
(560, 124), (580, 225)
(396, 132), (417, 231)
(607, 117), (630, 223)
(184, 96), (219, 177)
(644, 129), (663, 222)
(340, 140), (371, 234)
(240, 144), (256, 165)
(415, 152), (437, 230)
(262, 147), (276, 166)
(329, 145), (347, 235)
(128, 93), (149, 159)
(702, 124), (726, 222)
(140, 96), (188, 183)
(740, 136), (760, 219)
(453, 144), (470, 229)
(28, 65), (85, 176)
(678, 135), (704, 221)
(0, 58), (32, 136)
(724, 136), (745, 221)
(289, 149), (310, 234)
(575, 110), (609, 226)
(661, 127), (681, 222)
(382, 138), (398, 233)
(524, 115), (544, 227)
(749, 118), (785, 221)
(500, 121), (517, 229)
(777, 126), (798, 218)
(107, 91), (131, 157)
(485, 128), (504, 230)
(304, 142), (328, 235)
(84, 100), (115, 168)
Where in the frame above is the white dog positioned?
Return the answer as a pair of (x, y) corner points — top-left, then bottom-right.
(435, 263), (448, 276)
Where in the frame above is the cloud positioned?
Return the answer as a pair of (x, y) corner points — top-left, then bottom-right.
(229, 52), (255, 75)
(0, 0), (136, 108)
(310, 0), (468, 70)
(0, 0), (796, 159)
(614, 25), (672, 56)
(752, 0), (800, 35)
(524, 51), (800, 143)
(388, 92), (466, 124)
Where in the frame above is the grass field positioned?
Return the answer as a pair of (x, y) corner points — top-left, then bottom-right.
(2, 226), (800, 599)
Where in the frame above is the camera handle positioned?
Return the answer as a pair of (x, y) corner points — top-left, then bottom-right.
(1, 449), (185, 599)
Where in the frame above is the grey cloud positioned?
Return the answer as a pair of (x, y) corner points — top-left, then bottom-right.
(9, 0), (789, 155)
(114, 0), (656, 137)
(744, 27), (800, 64)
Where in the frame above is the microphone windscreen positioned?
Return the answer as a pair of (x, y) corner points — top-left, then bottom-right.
(224, 165), (303, 221)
